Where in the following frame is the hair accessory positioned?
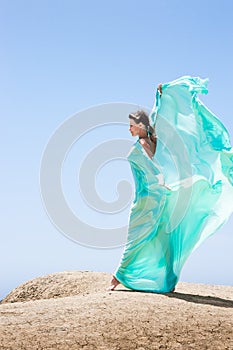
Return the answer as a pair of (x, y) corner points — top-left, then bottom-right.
(129, 113), (136, 118)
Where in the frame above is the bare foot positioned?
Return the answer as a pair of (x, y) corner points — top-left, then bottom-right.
(106, 275), (120, 291)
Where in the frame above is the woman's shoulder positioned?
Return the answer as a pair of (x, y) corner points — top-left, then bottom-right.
(138, 137), (156, 159)
(139, 138), (146, 146)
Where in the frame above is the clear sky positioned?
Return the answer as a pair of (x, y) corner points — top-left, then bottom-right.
(1, 0), (233, 300)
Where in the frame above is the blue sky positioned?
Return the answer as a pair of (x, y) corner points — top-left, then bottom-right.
(1, 0), (233, 300)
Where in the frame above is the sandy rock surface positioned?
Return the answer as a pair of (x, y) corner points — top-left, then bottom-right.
(0, 271), (232, 350)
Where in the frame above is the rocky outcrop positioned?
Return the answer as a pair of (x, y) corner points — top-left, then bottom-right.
(0, 271), (232, 349)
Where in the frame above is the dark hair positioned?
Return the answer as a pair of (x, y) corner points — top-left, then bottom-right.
(129, 110), (156, 144)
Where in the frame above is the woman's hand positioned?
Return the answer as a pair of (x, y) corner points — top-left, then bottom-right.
(157, 83), (162, 96)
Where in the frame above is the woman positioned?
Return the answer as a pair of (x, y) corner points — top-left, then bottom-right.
(107, 76), (233, 293)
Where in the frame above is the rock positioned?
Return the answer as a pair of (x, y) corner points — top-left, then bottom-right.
(1, 271), (111, 304)
(0, 271), (232, 349)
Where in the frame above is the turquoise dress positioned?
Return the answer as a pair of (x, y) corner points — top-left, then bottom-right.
(114, 76), (233, 293)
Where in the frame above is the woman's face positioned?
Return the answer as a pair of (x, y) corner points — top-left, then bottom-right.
(129, 119), (146, 137)
(129, 119), (140, 136)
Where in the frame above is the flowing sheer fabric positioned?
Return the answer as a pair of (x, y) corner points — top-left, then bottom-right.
(114, 76), (233, 293)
